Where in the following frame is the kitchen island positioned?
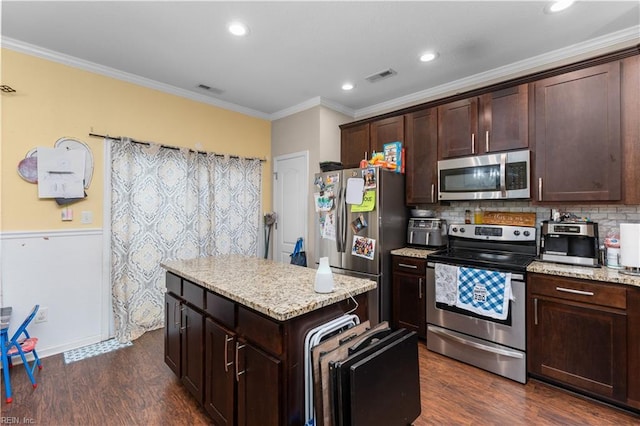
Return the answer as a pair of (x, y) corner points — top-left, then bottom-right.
(161, 255), (375, 426)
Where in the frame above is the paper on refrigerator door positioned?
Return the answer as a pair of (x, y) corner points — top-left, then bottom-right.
(351, 190), (375, 212)
(345, 177), (365, 204)
(321, 211), (337, 241)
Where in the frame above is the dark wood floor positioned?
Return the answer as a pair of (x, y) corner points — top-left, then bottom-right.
(2, 329), (638, 425)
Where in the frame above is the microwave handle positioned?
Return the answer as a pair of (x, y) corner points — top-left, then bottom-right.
(499, 153), (507, 197)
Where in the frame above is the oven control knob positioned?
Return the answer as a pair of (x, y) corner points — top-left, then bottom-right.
(451, 227), (458, 233)
(514, 230), (521, 236)
(459, 227), (465, 233)
(523, 230), (530, 237)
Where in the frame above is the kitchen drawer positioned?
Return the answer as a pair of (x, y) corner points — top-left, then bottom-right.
(183, 279), (206, 310)
(206, 291), (236, 329)
(237, 306), (283, 356)
(529, 274), (626, 310)
(392, 256), (427, 275)
(166, 272), (182, 295)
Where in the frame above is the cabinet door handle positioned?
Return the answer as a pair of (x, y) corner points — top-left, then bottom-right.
(471, 133), (476, 154)
(485, 130), (490, 152)
(174, 302), (180, 327)
(180, 321), (187, 333)
(431, 183), (435, 203)
(534, 298), (538, 325)
(398, 263), (418, 269)
(235, 342), (246, 382)
(555, 287), (594, 296)
(224, 335), (234, 373)
(538, 177), (543, 201)
(179, 305), (186, 333)
(419, 277), (423, 299)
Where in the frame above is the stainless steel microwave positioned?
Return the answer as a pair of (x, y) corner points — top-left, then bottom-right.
(437, 150), (530, 200)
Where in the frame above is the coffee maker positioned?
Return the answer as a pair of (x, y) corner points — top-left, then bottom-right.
(540, 221), (599, 267)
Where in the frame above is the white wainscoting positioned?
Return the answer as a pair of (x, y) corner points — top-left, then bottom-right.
(1, 229), (109, 359)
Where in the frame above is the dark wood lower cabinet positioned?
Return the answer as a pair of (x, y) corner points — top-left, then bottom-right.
(164, 292), (181, 376)
(165, 271), (369, 425)
(237, 340), (281, 426)
(204, 318), (235, 426)
(181, 304), (204, 403)
(392, 256), (427, 339)
(528, 273), (629, 405)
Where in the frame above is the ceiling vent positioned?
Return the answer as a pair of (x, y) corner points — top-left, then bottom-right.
(196, 84), (224, 95)
(365, 68), (397, 83)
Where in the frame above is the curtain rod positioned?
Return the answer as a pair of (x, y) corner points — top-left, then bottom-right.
(88, 132), (266, 162)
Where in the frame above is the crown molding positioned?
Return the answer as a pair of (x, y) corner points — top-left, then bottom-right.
(354, 25), (640, 119)
(3, 24), (638, 122)
(1, 37), (271, 120)
(270, 96), (355, 121)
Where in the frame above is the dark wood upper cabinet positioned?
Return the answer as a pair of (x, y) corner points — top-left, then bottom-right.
(341, 116), (404, 168)
(439, 85), (529, 159)
(370, 115), (405, 154)
(340, 122), (370, 169)
(405, 108), (438, 205)
(534, 61), (622, 202)
(479, 84), (529, 153)
(621, 55), (640, 205)
(438, 97), (479, 159)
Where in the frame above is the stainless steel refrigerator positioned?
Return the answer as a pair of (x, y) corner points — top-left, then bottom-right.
(314, 166), (407, 324)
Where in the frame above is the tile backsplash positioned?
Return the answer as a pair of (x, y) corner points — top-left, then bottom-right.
(428, 201), (640, 243)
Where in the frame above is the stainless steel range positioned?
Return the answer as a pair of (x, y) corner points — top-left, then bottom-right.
(426, 224), (537, 384)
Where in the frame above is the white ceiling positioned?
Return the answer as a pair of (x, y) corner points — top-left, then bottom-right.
(2, 1), (639, 120)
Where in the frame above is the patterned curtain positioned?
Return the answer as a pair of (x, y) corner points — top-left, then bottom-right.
(212, 156), (263, 255)
(110, 139), (262, 343)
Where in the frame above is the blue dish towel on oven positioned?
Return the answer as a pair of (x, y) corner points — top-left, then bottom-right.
(455, 267), (512, 320)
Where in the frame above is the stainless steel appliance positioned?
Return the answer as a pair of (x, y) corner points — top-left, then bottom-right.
(540, 221), (599, 267)
(314, 167), (407, 324)
(437, 149), (530, 200)
(407, 218), (448, 248)
(426, 224), (537, 383)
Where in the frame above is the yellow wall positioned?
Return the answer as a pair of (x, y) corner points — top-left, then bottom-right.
(1, 49), (271, 231)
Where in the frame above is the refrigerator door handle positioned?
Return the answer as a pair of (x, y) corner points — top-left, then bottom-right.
(335, 186), (343, 253)
(341, 187), (348, 252)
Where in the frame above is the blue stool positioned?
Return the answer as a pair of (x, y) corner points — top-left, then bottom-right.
(3, 305), (42, 403)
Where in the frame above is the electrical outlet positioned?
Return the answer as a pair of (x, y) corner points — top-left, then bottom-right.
(35, 307), (48, 323)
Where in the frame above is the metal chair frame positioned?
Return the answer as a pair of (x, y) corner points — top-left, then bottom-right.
(3, 305), (42, 403)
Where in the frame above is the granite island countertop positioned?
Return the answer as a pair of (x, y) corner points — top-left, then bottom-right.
(161, 255), (377, 321)
(528, 260), (640, 289)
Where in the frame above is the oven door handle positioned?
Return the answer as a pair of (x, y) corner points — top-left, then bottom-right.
(427, 325), (524, 359)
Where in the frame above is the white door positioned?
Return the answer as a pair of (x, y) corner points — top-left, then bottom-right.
(273, 151), (308, 263)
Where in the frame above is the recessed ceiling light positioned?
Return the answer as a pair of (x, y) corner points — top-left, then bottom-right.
(342, 83), (355, 91)
(546, 0), (575, 13)
(228, 21), (249, 36)
(420, 52), (439, 62)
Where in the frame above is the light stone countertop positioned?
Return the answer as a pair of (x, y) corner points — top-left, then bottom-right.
(527, 261), (640, 288)
(391, 248), (640, 289)
(161, 255), (377, 321)
(390, 247), (439, 259)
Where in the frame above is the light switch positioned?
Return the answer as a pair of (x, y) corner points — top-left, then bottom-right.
(81, 210), (93, 224)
